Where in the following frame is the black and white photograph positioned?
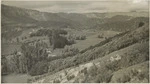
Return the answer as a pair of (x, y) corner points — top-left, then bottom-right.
(1, 0), (149, 83)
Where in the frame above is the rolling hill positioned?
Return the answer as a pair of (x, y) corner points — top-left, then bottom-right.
(1, 4), (149, 40)
(30, 19), (149, 83)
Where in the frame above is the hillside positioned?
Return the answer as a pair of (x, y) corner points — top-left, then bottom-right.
(30, 21), (149, 83)
(85, 12), (149, 18)
(1, 3), (149, 83)
(1, 4), (81, 28)
(93, 17), (149, 31)
(1, 4), (149, 40)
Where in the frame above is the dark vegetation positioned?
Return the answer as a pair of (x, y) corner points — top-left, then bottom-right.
(75, 35), (86, 40)
(97, 34), (104, 38)
(2, 41), (49, 76)
(29, 61), (48, 76)
(30, 29), (67, 37)
(30, 29), (75, 49)
(67, 75), (75, 81)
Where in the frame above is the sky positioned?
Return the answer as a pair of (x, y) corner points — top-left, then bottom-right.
(1, 0), (149, 13)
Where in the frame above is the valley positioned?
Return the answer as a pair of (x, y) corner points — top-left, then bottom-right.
(1, 3), (149, 83)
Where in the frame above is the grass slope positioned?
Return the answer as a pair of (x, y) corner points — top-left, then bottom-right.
(30, 22), (149, 83)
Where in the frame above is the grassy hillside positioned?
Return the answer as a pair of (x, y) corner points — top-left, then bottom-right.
(29, 21), (149, 83)
(37, 42), (148, 83)
(111, 61), (149, 83)
(47, 22), (148, 72)
(94, 17), (149, 31)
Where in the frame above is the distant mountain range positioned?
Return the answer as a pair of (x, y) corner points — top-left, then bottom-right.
(1, 4), (149, 39)
(2, 4), (148, 28)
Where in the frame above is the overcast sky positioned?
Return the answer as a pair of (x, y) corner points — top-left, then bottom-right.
(2, 0), (149, 13)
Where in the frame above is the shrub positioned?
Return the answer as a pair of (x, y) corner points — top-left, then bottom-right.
(138, 22), (145, 28)
(80, 35), (86, 40)
(67, 74), (75, 81)
(98, 34), (103, 38)
(29, 61), (48, 76)
(67, 39), (76, 45)
(105, 60), (120, 72)
(76, 36), (80, 40)
(116, 75), (131, 83)
(76, 35), (86, 40)
(80, 67), (87, 74)
(87, 63), (113, 83)
(52, 36), (68, 49)
(88, 63), (98, 77)
(129, 69), (149, 81)
(94, 71), (113, 83)
(62, 46), (79, 57)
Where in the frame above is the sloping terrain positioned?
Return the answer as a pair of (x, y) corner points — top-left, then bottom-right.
(1, 4), (149, 40)
(1, 4), (149, 83)
(1, 4), (81, 29)
(111, 61), (149, 83)
(30, 21), (149, 83)
(35, 42), (148, 83)
(94, 17), (149, 31)
(85, 12), (149, 18)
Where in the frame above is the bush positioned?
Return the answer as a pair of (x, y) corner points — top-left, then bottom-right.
(116, 75), (131, 83)
(129, 69), (149, 81)
(52, 36), (68, 49)
(98, 34), (103, 38)
(138, 22), (145, 28)
(29, 61), (48, 76)
(87, 63), (113, 83)
(80, 67), (87, 74)
(67, 74), (75, 81)
(88, 63), (98, 77)
(94, 71), (113, 83)
(67, 39), (76, 45)
(105, 60), (120, 72)
(30, 29), (67, 37)
(62, 46), (79, 57)
(76, 35), (86, 40)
